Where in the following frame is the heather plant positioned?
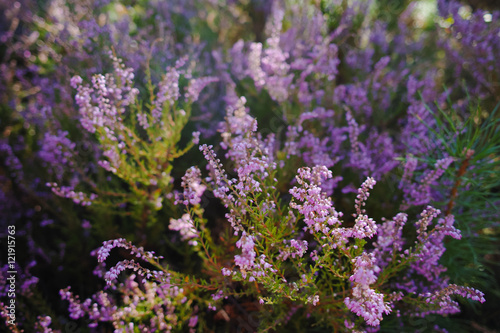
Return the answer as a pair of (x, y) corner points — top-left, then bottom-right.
(55, 53), (217, 244)
(0, 0), (219, 329)
(1, 0), (500, 332)
(83, 96), (492, 331)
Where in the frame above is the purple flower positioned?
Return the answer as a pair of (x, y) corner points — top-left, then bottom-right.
(411, 208), (461, 286)
(400, 157), (455, 210)
(169, 214), (199, 246)
(418, 284), (485, 316)
(46, 182), (97, 206)
(176, 166), (206, 206)
(278, 239), (309, 261)
(192, 131), (200, 145)
(344, 253), (391, 326)
(234, 231), (256, 273)
(70, 75), (83, 89)
(372, 213), (408, 268)
(290, 166), (342, 234)
(151, 66), (180, 120)
(185, 76), (219, 102)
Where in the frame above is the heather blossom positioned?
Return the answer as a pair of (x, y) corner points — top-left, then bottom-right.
(234, 231), (257, 277)
(151, 65), (181, 121)
(185, 76), (219, 102)
(419, 284), (485, 316)
(344, 253), (391, 327)
(73, 55), (139, 135)
(176, 166), (206, 206)
(410, 208), (462, 288)
(351, 177), (377, 239)
(372, 213), (408, 269)
(169, 214), (199, 246)
(289, 166), (342, 234)
(38, 130), (76, 179)
(278, 239), (309, 261)
(46, 182), (97, 206)
(96, 238), (161, 265)
(400, 156), (455, 210)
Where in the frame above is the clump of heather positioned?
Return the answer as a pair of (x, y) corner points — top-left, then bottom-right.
(1, 0), (499, 332)
(59, 239), (197, 332)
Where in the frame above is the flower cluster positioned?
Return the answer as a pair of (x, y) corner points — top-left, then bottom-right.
(372, 213), (408, 269)
(176, 166), (206, 206)
(289, 166), (342, 234)
(96, 238), (161, 264)
(400, 157), (455, 210)
(151, 64), (182, 121)
(46, 182), (97, 206)
(38, 130), (76, 179)
(60, 273), (194, 332)
(344, 253), (391, 327)
(169, 214), (199, 246)
(74, 55), (139, 135)
(419, 284), (485, 317)
(411, 208), (462, 288)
